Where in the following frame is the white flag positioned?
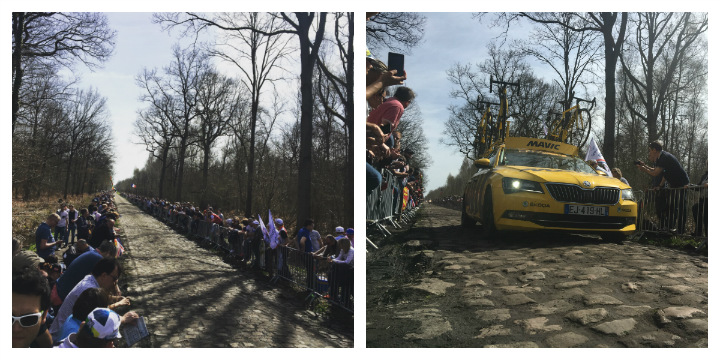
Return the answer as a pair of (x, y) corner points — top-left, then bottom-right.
(267, 210), (280, 249)
(257, 213), (269, 243)
(585, 138), (613, 177)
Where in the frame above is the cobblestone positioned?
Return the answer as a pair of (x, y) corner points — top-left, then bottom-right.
(367, 204), (708, 348)
(117, 196), (352, 348)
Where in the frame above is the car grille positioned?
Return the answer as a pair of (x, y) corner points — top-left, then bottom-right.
(545, 184), (619, 205)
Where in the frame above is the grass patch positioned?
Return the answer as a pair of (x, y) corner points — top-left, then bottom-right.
(12, 194), (95, 250)
(637, 232), (702, 251)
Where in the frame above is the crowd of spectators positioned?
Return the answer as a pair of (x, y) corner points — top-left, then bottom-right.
(636, 140), (708, 238)
(365, 16), (424, 220)
(13, 190), (137, 348)
(123, 193), (354, 305)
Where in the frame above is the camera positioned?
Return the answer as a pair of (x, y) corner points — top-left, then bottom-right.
(634, 160), (643, 165)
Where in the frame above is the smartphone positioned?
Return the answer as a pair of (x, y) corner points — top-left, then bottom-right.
(387, 52), (404, 76)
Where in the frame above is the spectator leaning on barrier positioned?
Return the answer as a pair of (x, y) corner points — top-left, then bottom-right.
(297, 219), (315, 253)
(57, 240), (117, 301)
(62, 239), (94, 267)
(54, 287), (139, 345)
(367, 86), (415, 149)
(636, 140), (691, 233)
(36, 213), (61, 261)
(13, 267), (52, 348)
(54, 287), (108, 344)
(89, 216), (116, 248)
(55, 307), (123, 348)
(50, 257), (127, 340)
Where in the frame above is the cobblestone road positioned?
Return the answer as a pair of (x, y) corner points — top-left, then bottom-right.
(116, 196), (352, 348)
(367, 204), (708, 348)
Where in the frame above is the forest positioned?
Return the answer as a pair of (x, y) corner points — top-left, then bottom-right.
(429, 12), (708, 199)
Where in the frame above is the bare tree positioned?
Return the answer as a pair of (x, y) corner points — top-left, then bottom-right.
(619, 12), (707, 142)
(518, 13), (601, 128)
(12, 12), (116, 135)
(134, 68), (179, 199)
(489, 12), (628, 167)
(366, 12), (426, 53)
(315, 12), (353, 225)
(194, 69), (237, 205)
(61, 88), (109, 198)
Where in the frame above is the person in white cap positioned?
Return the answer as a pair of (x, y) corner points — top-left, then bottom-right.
(55, 307), (122, 348)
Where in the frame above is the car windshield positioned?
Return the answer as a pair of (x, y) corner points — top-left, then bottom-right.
(501, 149), (598, 174)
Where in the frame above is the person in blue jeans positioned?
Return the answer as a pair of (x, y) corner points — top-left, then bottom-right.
(67, 204), (78, 247)
(55, 204), (69, 248)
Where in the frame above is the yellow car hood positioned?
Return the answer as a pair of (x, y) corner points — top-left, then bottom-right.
(501, 166), (630, 189)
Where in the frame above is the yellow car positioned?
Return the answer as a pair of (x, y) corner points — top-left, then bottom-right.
(461, 137), (636, 242)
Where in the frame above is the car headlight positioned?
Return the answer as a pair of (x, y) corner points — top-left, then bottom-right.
(621, 189), (635, 201)
(502, 177), (544, 194)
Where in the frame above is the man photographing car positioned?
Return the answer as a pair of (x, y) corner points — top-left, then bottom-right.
(636, 140), (690, 233)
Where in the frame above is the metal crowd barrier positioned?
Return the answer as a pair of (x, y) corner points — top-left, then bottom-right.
(273, 246), (354, 311)
(123, 195), (353, 312)
(366, 168), (421, 240)
(636, 185), (708, 241)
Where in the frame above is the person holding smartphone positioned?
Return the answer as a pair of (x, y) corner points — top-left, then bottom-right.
(367, 86), (415, 149)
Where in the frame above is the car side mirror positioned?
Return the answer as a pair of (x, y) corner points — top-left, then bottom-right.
(474, 158), (492, 169)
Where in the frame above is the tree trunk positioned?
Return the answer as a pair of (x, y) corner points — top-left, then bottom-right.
(245, 98), (259, 217)
(12, 13), (25, 136)
(296, 15), (315, 229)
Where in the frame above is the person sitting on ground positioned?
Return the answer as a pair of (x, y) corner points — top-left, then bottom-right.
(50, 258), (128, 340)
(56, 240), (117, 302)
(54, 287), (138, 344)
(13, 267), (52, 347)
(62, 239), (94, 267)
(36, 213), (61, 261)
(55, 307), (123, 348)
(89, 216), (116, 248)
(13, 244), (46, 274)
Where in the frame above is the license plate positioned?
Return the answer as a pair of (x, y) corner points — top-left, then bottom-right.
(565, 205), (608, 216)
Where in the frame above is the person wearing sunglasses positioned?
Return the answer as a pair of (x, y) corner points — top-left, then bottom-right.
(13, 268), (51, 348)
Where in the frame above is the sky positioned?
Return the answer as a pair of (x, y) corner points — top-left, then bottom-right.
(63, 13), (185, 183)
(63, 12), (305, 184)
(372, 13), (544, 193)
